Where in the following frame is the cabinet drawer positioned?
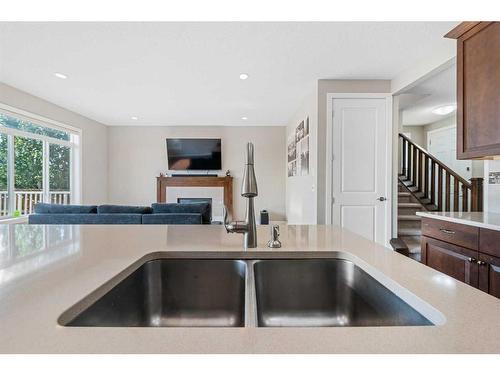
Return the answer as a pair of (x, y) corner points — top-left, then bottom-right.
(479, 228), (500, 258)
(422, 218), (479, 250)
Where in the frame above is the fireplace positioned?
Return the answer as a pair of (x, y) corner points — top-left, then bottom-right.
(177, 197), (213, 222)
(156, 176), (233, 223)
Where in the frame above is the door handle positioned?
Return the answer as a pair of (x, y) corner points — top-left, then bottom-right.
(376, 197), (387, 201)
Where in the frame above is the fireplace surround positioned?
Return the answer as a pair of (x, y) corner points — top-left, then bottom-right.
(156, 176), (233, 223)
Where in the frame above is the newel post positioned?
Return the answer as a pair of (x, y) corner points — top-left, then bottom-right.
(470, 177), (484, 212)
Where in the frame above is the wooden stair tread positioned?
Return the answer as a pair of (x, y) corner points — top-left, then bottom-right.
(398, 228), (422, 236)
(398, 203), (422, 208)
(398, 215), (421, 221)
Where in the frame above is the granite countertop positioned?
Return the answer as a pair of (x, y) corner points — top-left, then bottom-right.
(0, 224), (499, 353)
(416, 211), (500, 231)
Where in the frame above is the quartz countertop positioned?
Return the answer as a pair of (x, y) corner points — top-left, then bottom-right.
(0, 224), (499, 353)
(416, 211), (500, 231)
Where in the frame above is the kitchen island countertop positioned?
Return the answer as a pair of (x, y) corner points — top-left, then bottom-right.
(0, 223), (499, 353)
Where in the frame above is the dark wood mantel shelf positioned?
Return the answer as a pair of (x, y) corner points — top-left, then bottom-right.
(156, 175), (234, 216)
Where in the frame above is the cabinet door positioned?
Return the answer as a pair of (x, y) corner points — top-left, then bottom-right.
(452, 22), (500, 159)
(479, 227), (500, 258)
(478, 253), (500, 299)
(421, 236), (479, 287)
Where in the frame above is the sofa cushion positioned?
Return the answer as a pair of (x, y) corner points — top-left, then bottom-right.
(142, 213), (202, 225)
(34, 203), (97, 214)
(97, 204), (152, 214)
(29, 213), (142, 225)
(151, 203), (211, 224)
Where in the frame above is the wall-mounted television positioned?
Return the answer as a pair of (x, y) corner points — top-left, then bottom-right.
(166, 138), (222, 170)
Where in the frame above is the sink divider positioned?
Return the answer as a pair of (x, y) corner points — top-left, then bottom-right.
(244, 260), (258, 328)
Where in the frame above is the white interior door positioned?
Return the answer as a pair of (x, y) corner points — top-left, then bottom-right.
(331, 98), (388, 245)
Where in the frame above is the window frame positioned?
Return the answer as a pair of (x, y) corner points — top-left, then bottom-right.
(0, 103), (82, 219)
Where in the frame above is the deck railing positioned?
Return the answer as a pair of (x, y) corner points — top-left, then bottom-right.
(0, 190), (71, 216)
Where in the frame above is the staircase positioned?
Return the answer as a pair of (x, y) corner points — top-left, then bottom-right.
(396, 184), (425, 260)
(392, 133), (484, 261)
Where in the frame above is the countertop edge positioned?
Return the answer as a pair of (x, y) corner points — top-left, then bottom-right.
(416, 212), (500, 232)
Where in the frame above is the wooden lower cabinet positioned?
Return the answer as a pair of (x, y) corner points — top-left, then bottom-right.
(421, 218), (500, 299)
(478, 253), (500, 299)
(421, 236), (479, 288)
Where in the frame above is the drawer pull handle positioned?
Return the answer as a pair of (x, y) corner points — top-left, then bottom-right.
(477, 260), (487, 266)
(468, 257), (477, 263)
(440, 229), (455, 235)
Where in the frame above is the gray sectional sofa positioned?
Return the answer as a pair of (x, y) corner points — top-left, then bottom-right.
(28, 202), (211, 225)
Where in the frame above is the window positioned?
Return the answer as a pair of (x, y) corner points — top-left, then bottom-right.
(0, 133), (7, 217)
(0, 113), (70, 141)
(49, 144), (71, 204)
(0, 108), (80, 218)
(14, 135), (44, 215)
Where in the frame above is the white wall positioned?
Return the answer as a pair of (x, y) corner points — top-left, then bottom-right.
(391, 49), (456, 94)
(484, 160), (500, 214)
(107, 126), (286, 221)
(285, 89), (317, 224)
(401, 125), (425, 147)
(0, 83), (109, 204)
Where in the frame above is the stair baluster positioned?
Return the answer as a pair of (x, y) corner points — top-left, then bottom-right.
(445, 171), (451, 211)
(430, 160), (436, 205)
(417, 150), (422, 192)
(407, 142), (412, 181)
(423, 155), (429, 200)
(437, 165), (443, 211)
(462, 184), (469, 212)
(401, 137), (407, 176)
(454, 178), (459, 211)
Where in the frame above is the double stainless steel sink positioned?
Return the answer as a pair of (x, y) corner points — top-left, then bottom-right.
(59, 257), (435, 328)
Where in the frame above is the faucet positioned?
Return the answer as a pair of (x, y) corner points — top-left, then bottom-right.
(267, 224), (282, 248)
(223, 142), (258, 248)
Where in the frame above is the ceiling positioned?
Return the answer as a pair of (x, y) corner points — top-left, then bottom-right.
(0, 22), (458, 126)
(399, 64), (456, 126)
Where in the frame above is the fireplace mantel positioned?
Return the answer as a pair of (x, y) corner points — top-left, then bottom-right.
(156, 176), (233, 216)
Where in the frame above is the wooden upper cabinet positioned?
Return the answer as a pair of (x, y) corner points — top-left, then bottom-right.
(445, 22), (500, 159)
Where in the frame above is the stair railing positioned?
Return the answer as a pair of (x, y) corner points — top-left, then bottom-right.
(399, 133), (483, 212)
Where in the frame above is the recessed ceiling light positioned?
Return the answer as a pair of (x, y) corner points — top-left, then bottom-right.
(432, 104), (456, 116)
(241, 116), (248, 120)
(131, 116), (138, 120)
(239, 73), (249, 80)
(54, 72), (68, 79)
